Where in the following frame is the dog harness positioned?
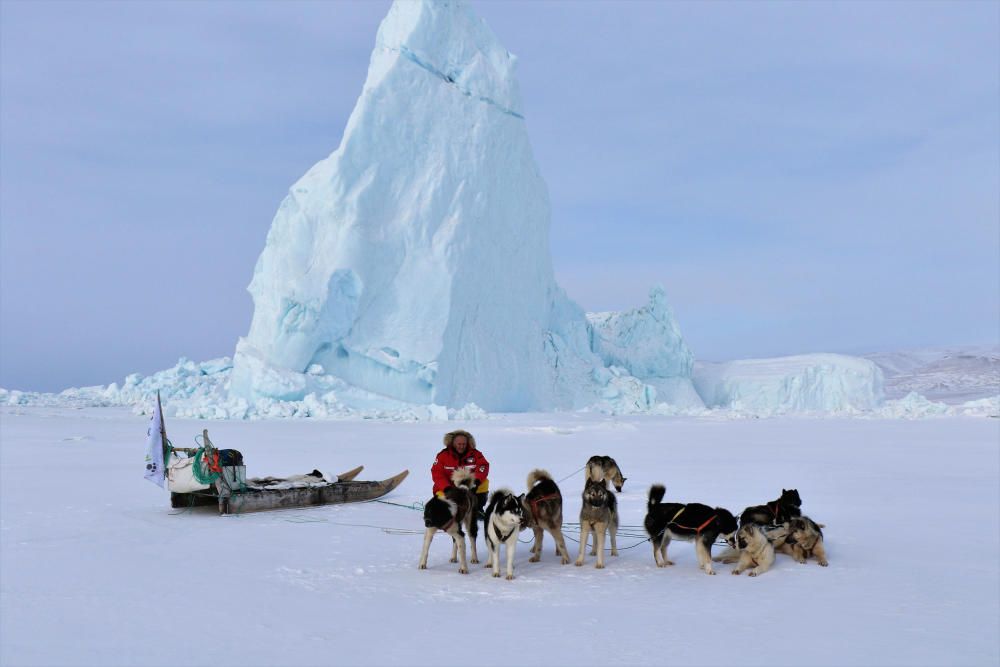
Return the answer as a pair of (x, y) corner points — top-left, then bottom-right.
(667, 506), (717, 535)
(528, 492), (559, 520)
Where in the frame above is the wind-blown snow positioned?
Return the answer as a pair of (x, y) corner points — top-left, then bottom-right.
(230, 0), (608, 412)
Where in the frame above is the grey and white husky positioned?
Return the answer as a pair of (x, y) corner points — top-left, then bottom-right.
(575, 477), (618, 569)
(483, 488), (524, 580)
(585, 455), (627, 492)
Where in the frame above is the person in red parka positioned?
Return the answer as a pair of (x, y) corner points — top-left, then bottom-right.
(432, 429), (490, 519)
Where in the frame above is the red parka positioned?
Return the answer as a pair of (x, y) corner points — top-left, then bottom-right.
(432, 429), (489, 496)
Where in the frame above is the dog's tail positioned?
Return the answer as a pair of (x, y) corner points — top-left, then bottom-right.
(648, 484), (666, 509)
(526, 468), (552, 489)
(450, 467), (476, 489)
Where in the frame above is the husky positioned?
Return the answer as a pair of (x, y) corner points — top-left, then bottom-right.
(483, 489), (524, 580)
(739, 489), (802, 527)
(585, 455), (627, 492)
(575, 478), (618, 569)
(729, 523), (776, 577)
(418, 468), (479, 573)
(643, 484), (737, 575)
(714, 523), (790, 564)
(521, 469), (570, 564)
(777, 515), (828, 566)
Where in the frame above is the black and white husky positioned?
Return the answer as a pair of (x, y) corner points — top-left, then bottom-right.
(483, 488), (524, 580)
(643, 484), (737, 575)
(418, 468), (479, 574)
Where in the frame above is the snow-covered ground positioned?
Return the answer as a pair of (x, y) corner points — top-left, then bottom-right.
(865, 345), (999, 404)
(2, 407), (997, 666)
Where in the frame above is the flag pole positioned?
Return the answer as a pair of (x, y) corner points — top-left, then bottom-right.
(157, 391), (169, 475)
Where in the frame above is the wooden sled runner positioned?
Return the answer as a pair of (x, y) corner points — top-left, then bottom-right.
(166, 427), (408, 515)
(170, 464), (409, 515)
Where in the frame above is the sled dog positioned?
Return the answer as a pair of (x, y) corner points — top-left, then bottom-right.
(585, 455), (627, 492)
(730, 523), (776, 577)
(418, 468), (479, 573)
(777, 515), (828, 566)
(483, 488), (524, 579)
(521, 469), (570, 564)
(739, 488), (802, 527)
(575, 478), (618, 569)
(643, 484), (737, 575)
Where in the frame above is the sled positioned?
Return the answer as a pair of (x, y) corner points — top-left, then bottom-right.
(170, 464), (409, 515)
(164, 425), (408, 515)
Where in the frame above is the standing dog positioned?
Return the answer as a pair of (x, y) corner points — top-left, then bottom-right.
(585, 455), (627, 492)
(730, 523), (776, 577)
(777, 515), (828, 566)
(483, 489), (524, 580)
(739, 489), (802, 527)
(521, 469), (570, 564)
(418, 468), (479, 573)
(576, 478), (618, 569)
(644, 484), (737, 575)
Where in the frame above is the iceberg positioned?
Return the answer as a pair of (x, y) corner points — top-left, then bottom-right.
(692, 354), (885, 415)
(587, 286), (704, 409)
(230, 0), (615, 411)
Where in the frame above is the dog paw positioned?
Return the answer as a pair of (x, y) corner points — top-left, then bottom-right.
(506, 574), (515, 581)
(459, 567), (468, 574)
(470, 558), (480, 564)
(595, 562), (605, 569)
(418, 564), (427, 570)
(819, 561), (829, 567)
(731, 569), (741, 575)
(449, 557), (458, 563)
(749, 570), (759, 577)
(529, 555), (540, 563)
(611, 550), (619, 557)
(666, 560), (675, 566)
(797, 559), (806, 564)
(492, 571), (501, 578)
(705, 569), (716, 575)
(575, 559), (584, 567)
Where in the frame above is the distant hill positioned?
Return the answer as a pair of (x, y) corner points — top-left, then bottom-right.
(864, 345), (999, 404)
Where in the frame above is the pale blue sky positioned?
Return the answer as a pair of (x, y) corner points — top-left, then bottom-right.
(1, 0), (997, 392)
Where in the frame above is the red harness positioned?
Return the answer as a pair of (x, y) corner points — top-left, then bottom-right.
(668, 509), (717, 536)
(528, 492), (560, 519)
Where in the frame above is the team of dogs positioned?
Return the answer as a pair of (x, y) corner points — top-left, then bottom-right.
(418, 455), (828, 579)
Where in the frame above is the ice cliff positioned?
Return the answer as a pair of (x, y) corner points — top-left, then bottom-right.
(693, 354), (885, 416)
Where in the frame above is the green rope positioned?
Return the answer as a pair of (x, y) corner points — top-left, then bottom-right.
(191, 448), (221, 485)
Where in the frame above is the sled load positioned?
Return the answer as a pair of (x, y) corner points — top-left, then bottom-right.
(144, 393), (408, 515)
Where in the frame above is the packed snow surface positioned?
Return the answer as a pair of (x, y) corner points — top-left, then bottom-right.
(1, 407), (997, 666)
(231, 0), (611, 411)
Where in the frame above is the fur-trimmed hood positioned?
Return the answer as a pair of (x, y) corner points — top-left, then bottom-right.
(443, 429), (477, 451)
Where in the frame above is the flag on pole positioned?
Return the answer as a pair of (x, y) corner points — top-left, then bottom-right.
(144, 391), (167, 488)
